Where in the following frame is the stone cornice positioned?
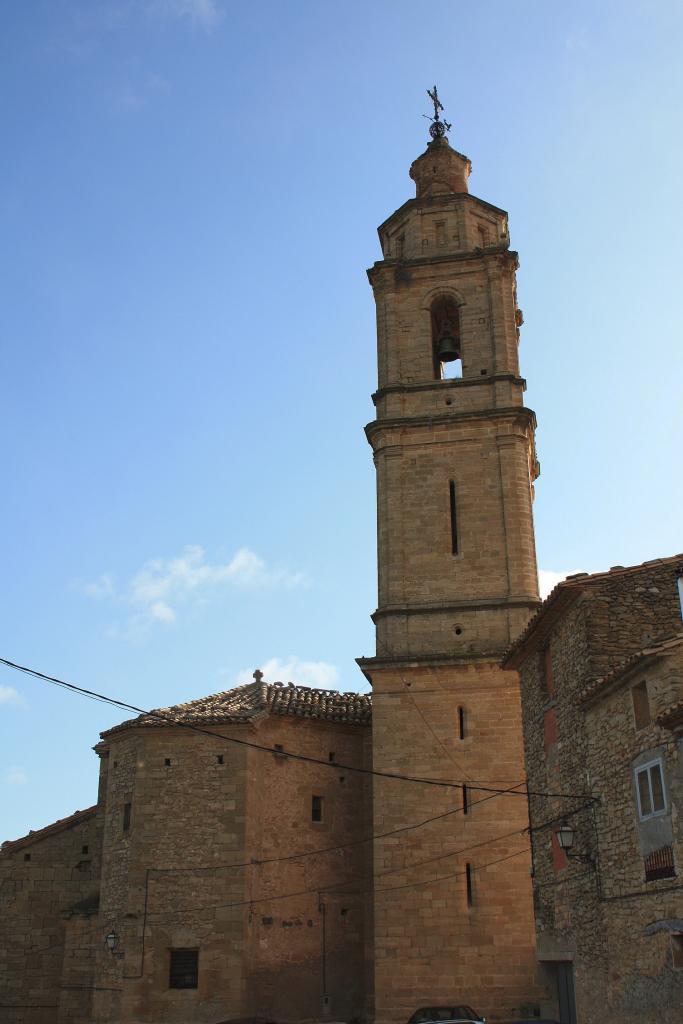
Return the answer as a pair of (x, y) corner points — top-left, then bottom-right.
(367, 246), (518, 285)
(372, 373), (527, 404)
(376, 191), (509, 236)
(356, 650), (516, 681)
(365, 405), (537, 446)
(371, 596), (540, 622)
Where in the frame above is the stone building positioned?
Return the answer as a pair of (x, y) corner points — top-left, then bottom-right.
(2, 118), (547, 1023)
(504, 557), (683, 1024)
(1, 680), (373, 1024)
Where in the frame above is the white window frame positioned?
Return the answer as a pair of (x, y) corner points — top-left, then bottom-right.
(677, 575), (683, 620)
(635, 758), (667, 821)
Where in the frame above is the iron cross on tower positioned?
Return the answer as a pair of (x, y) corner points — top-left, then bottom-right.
(426, 85), (452, 139)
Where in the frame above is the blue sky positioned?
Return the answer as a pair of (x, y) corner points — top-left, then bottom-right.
(2, 0), (682, 842)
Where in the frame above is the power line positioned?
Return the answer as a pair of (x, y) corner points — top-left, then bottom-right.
(0, 655), (590, 801)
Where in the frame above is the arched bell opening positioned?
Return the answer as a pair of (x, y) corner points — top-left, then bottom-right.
(431, 295), (462, 379)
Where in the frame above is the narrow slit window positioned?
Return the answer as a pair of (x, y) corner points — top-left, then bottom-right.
(449, 481), (459, 555)
(311, 795), (323, 823)
(122, 802), (132, 832)
(216, 754), (224, 765)
(169, 949), (199, 989)
(462, 784), (469, 815)
(465, 863), (473, 907)
(458, 706), (466, 740)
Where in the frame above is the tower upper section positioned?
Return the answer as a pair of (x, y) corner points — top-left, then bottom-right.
(364, 122), (540, 663)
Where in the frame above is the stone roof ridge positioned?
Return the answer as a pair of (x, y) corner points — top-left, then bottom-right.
(579, 631), (683, 706)
(1, 805), (97, 855)
(502, 552), (683, 666)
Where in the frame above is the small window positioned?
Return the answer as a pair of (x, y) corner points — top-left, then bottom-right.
(462, 784), (469, 815)
(216, 754), (224, 765)
(169, 948), (199, 989)
(312, 795), (323, 823)
(465, 863), (473, 907)
(23, 852), (31, 862)
(122, 802), (132, 832)
(164, 758), (172, 767)
(328, 751), (336, 763)
(273, 743), (286, 760)
(457, 706), (466, 740)
(672, 933), (683, 970)
(82, 845), (89, 855)
(636, 760), (666, 820)
(631, 681), (651, 731)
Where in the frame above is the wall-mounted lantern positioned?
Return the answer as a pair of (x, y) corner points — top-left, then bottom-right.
(556, 821), (595, 866)
(104, 929), (119, 953)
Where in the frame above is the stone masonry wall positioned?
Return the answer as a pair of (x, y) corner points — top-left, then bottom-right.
(243, 714), (372, 1023)
(0, 807), (102, 1024)
(370, 661), (544, 1024)
(584, 651), (683, 1023)
(92, 725), (249, 1024)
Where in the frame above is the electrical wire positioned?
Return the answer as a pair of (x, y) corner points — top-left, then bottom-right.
(0, 655), (592, 801)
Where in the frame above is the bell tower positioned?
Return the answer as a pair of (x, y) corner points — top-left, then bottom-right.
(359, 93), (542, 1023)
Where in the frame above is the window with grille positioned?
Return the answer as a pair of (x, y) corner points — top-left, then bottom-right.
(644, 844), (675, 882)
(169, 949), (199, 989)
(635, 760), (666, 820)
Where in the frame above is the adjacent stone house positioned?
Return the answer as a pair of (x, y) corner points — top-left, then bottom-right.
(0, 680), (373, 1024)
(504, 557), (683, 1024)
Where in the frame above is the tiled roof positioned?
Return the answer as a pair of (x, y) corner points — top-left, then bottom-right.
(101, 679), (372, 739)
(1, 805), (97, 855)
(502, 553), (683, 668)
(579, 633), (683, 706)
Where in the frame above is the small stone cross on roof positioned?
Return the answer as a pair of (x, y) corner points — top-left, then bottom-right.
(253, 669), (264, 684)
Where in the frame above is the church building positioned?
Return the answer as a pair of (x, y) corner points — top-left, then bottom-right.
(1, 104), (546, 1024)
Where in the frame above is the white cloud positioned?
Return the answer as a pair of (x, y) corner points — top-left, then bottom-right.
(0, 685), (26, 709)
(236, 657), (340, 690)
(149, 0), (223, 30)
(538, 569), (581, 600)
(7, 766), (27, 786)
(81, 545), (308, 632)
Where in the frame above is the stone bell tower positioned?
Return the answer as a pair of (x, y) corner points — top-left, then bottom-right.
(358, 94), (542, 1023)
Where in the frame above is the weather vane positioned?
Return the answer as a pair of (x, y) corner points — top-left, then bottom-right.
(424, 85), (452, 140)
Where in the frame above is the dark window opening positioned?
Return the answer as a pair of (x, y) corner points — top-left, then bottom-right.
(122, 802), (132, 833)
(82, 845), (89, 855)
(312, 795), (323, 823)
(462, 784), (469, 815)
(458, 706), (466, 740)
(672, 933), (683, 970)
(431, 295), (462, 380)
(631, 681), (651, 731)
(216, 754), (224, 765)
(274, 743), (286, 759)
(328, 751), (336, 762)
(23, 852), (31, 862)
(169, 948), (199, 989)
(465, 863), (473, 906)
(449, 480), (460, 555)
(164, 758), (172, 767)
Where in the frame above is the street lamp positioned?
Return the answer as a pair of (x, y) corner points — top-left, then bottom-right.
(556, 821), (594, 866)
(104, 929), (119, 953)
